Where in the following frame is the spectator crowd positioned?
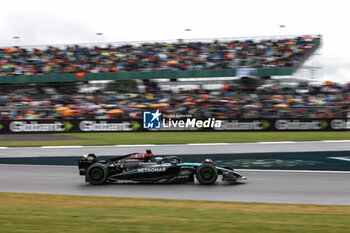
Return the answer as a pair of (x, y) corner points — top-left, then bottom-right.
(0, 80), (349, 120)
(0, 35), (330, 120)
(0, 35), (319, 76)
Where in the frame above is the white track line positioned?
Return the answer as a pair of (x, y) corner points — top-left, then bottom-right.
(328, 157), (350, 162)
(0, 147), (8, 149)
(41, 146), (83, 149)
(322, 140), (350, 143)
(187, 143), (231, 146)
(257, 141), (296, 144)
(115, 144), (156, 147)
(1, 140), (350, 150)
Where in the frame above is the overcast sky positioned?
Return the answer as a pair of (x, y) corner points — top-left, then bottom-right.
(1, 0), (349, 83)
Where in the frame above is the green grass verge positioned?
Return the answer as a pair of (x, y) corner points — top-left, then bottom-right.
(1, 193), (350, 233)
(1, 131), (350, 147)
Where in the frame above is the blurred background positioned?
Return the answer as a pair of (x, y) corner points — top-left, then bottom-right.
(0, 35), (348, 121)
(1, 0), (350, 121)
(0, 34), (346, 121)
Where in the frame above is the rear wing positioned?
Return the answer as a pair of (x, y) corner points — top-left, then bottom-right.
(78, 159), (93, 175)
(78, 153), (99, 175)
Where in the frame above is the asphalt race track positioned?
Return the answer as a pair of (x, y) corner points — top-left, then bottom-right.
(1, 164), (350, 205)
(1, 141), (350, 205)
(1, 140), (350, 158)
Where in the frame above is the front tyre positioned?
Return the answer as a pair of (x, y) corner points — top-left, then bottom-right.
(86, 163), (108, 185)
(196, 163), (218, 185)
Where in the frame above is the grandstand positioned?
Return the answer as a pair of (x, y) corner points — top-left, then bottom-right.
(0, 35), (320, 83)
(0, 35), (335, 121)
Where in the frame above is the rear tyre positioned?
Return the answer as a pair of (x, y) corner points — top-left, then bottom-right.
(196, 163), (218, 185)
(86, 163), (108, 185)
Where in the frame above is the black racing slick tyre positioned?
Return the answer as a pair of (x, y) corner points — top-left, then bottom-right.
(196, 163), (218, 185)
(86, 163), (108, 185)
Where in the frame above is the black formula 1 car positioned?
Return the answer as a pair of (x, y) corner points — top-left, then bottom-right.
(78, 150), (247, 185)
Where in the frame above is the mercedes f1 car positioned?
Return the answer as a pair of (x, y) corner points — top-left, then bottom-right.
(78, 150), (247, 185)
